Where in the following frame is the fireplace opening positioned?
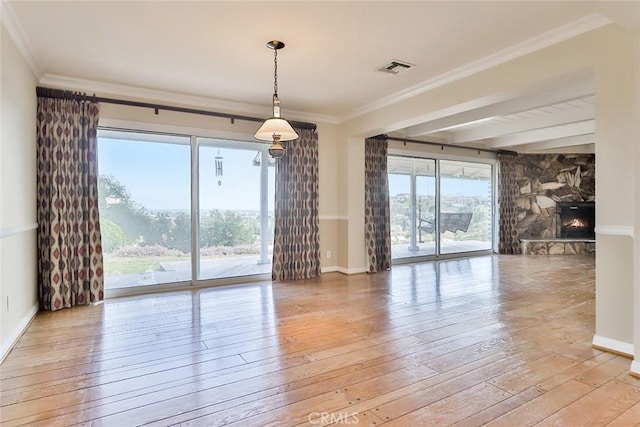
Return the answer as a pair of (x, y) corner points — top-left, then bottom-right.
(556, 202), (595, 239)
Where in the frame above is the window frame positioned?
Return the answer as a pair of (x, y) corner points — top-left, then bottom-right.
(97, 127), (275, 299)
(387, 150), (497, 263)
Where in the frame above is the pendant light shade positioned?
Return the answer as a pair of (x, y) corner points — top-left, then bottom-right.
(254, 117), (299, 142)
(255, 40), (298, 158)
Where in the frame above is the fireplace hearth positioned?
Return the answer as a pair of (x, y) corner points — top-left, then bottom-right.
(556, 202), (595, 239)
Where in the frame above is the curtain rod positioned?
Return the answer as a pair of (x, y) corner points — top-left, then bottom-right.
(373, 134), (517, 156)
(35, 86), (317, 131)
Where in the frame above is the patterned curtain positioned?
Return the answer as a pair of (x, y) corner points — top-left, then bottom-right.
(364, 138), (391, 272)
(498, 153), (521, 254)
(271, 128), (321, 281)
(36, 92), (104, 311)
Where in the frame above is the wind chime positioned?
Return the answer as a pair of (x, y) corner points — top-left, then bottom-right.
(215, 150), (223, 186)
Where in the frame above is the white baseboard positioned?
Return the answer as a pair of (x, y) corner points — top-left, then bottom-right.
(336, 266), (367, 275)
(630, 360), (640, 377)
(592, 335), (634, 357)
(1, 302), (39, 364)
(322, 266), (367, 275)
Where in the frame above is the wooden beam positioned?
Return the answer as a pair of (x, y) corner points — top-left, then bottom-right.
(486, 120), (594, 148)
(515, 134), (595, 153)
(406, 78), (593, 137)
(453, 103), (594, 143)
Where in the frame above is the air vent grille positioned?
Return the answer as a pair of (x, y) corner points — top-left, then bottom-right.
(378, 60), (414, 75)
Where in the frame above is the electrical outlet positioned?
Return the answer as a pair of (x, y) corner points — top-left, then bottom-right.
(326, 251), (332, 259)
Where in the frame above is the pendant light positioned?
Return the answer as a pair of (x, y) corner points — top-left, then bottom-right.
(254, 40), (298, 159)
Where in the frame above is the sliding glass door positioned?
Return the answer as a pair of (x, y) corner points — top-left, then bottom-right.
(389, 156), (494, 261)
(97, 130), (274, 290)
(415, 162), (437, 255)
(197, 140), (274, 280)
(97, 132), (192, 289)
(439, 160), (493, 254)
(389, 157), (436, 258)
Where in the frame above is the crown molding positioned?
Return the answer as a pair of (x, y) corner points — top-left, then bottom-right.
(340, 13), (611, 123)
(1, 0), (42, 78)
(39, 74), (340, 125)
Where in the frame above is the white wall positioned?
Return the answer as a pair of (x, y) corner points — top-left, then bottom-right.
(593, 26), (637, 355)
(0, 24), (39, 362)
(632, 32), (640, 375)
(317, 122), (340, 271)
(345, 136), (366, 273)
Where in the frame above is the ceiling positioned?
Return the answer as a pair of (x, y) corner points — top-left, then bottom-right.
(4, 1), (640, 153)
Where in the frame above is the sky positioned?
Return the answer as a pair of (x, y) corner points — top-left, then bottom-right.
(98, 137), (273, 212)
(98, 136), (491, 212)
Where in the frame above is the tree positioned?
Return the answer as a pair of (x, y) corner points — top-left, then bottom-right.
(166, 212), (191, 253)
(200, 210), (255, 247)
(100, 219), (126, 253)
(98, 175), (257, 255)
(99, 175), (148, 243)
(98, 175), (172, 248)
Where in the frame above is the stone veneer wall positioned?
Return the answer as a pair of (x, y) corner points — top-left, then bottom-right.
(521, 240), (596, 255)
(512, 154), (595, 239)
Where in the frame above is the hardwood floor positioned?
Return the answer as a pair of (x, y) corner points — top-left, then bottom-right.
(2, 254), (639, 426)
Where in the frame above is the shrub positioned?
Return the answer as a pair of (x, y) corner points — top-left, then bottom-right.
(200, 244), (260, 257)
(112, 244), (183, 257)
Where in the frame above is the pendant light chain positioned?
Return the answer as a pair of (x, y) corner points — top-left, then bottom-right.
(273, 48), (278, 96)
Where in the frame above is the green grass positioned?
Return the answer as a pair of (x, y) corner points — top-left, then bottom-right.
(104, 255), (186, 275)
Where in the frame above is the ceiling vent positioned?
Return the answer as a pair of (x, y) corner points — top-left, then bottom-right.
(378, 60), (414, 75)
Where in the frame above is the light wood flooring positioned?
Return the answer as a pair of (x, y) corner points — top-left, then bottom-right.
(2, 254), (639, 426)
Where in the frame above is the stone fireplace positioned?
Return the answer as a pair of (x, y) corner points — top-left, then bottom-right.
(512, 154), (596, 255)
(556, 202), (595, 239)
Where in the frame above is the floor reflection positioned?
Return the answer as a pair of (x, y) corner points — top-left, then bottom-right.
(388, 255), (498, 306)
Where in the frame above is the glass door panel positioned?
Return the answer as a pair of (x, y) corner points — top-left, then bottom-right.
(97, 131), (192, 289)
(389, 157), (437, 259)
(197, 141), (273, 280)
(389, 173), (412, 259)
(415, 162), (436, 256)
(439, 160), (493, 254)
